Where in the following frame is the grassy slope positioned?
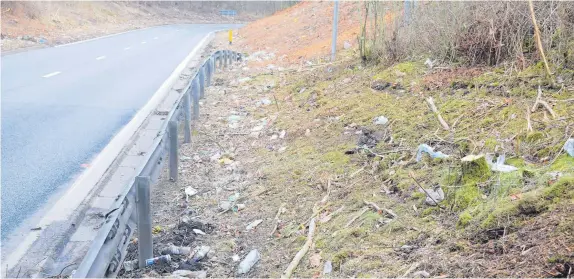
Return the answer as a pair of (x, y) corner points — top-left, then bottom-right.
(240, 50), (574, 277)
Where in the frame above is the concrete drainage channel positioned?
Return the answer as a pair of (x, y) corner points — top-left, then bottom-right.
(72, 49), (242, 278)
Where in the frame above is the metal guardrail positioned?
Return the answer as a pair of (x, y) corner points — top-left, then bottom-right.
(72, 49), (242, 278)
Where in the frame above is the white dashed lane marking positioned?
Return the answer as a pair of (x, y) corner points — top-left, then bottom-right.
(42, 71), (61, 78)
(95, 56), (106, 60)
(124, 47), (131, 50)
(153, 37), (159, 40)
(141, 41), (147, 44)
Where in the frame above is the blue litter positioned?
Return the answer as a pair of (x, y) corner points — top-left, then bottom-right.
(416, 144), (449, 162)
(564, 138), (574, 157)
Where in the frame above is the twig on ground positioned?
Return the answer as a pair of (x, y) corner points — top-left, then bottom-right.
(320, 178), (332, 204)
(349, 167), (365, 178)
(270, 203), (287, 236)
(345, 207), (369, 228)
(320, 205), (345, 223)
(531, 86), (557, 118)
(273, 94), (280, 112)
(402, 262), (420, 277)
(282, 218), (317, 278)
(364, 200), (397, 218)
(409, 171), (445, 210)
(426, 97), (450, 130)
(526, 106), (533, 132)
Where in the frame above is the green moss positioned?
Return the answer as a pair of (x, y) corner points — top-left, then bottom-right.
(461, 155), (491, 184)
(543, 175), (574, 201)
(525, 131), (544, 143)
(451, 183), (482, 210)
(484, 137), (498, 151)
(332, 249), (353, 268)
(550, 155), (574, 172)
(457, 211), (473, 228)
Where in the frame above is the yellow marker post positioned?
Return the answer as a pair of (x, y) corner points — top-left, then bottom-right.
(228, 30), (233, 45)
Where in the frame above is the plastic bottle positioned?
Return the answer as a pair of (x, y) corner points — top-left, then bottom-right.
(162, 245), (191, 255)
(145, 255), (171, 266)
(237, 249), (260, 274)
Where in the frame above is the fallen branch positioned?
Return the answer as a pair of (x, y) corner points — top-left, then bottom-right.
(345, 207), (369, 228)
(402, 262), (420, 277)
(364, 200), (397, 218)
(426, 97), (450, 130)
(408, 171), (445, 210)
(531, 86), (557, 119)
(282, 218), (317, 278)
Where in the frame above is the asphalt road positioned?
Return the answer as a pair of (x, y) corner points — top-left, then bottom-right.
(1, 24), (237, 239)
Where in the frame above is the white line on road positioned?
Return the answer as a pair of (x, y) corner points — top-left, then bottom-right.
(42, 71), (61, 78)
(95, 56), (106, 60)
(124, 47), (131, 50)
(154, 37), (159, 40)
(141, 41), (147, 44)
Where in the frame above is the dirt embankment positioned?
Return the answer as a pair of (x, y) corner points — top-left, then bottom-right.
(119, 2), (574, 277)
(0, 1), (247, 52)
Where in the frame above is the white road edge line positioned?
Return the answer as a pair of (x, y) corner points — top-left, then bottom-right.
(141, 41), (147, 44)
(95, 56), (106, 60)
(54, 26), (153, 48)
(3, 31), (220, 271)
(42, 71), (61, 78)
(124, 47), (131, 50)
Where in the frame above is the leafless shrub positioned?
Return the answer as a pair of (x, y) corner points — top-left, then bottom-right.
(360, 1), (574, 69)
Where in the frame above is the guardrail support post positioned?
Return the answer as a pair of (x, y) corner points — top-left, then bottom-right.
(192, 77), (200, 120)
(169, 120), (178, 182)
(199, 67), (205, 99)
(136, 176), (153, 268)
(223, 51), (228, 69)
(206, 58), (212, 87)
(183, 91), (191, 143)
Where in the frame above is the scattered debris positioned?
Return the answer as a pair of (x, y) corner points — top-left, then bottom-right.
(191, 246), (211, 262)
(409, 172), (446, 209)
(564, 138), (574, 157)
(232, 254), (241, 262)
(424, 58), (436, 69)
(238, 77), (252, 83)
(184, 186), (198, 202)
(123, 259), (139, 272)
(420, 187), (445, 206)
(246, 219), (263, 231)
(343, 40), (352, 49)
(319, 205), (345, 223)
(322, 261), (332, 275)
(487, 154), (518, 172)
(412, 270), (430, 278)
(193, 229), (206, 235)
(237, 249), (261, 274)
(416, 144), (449, 162)
(309, 253), (322, 267)
(152, 225), (163, 234)
(162, 245), (191, 255)
(171, 270), (207, 278)
(374, 115), (389, 125)
(256, 98), (272, 106)
(146, 255), (171, 266)
(279, 130), (286, 139)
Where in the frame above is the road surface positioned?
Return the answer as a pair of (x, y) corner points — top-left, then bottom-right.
(1, 24), (237, 239)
